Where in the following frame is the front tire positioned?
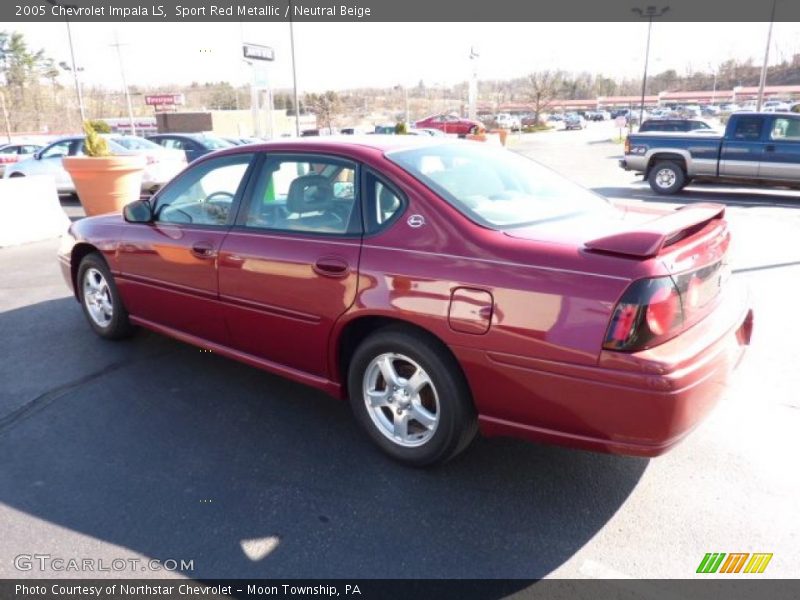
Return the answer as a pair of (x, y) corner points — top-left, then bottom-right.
(347, 327), (477, 467)
(648, 160), (686, 195)
(77, 253), (134, 340)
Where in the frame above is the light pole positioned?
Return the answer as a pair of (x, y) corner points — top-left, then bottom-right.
(242, 59), (261, 137)
(47, 1), (86, 123)
(288, 0), (300, 136)
(468, 46), (479, 121)
(0, 91), (12, 143)
(756, 0), (778, 111)
(394, 85), (409, 124)
(59, 60), (85, 127)
(111, 31), (136, 136)
(709, 63), (718, 105)
(632, 5), (669, 128)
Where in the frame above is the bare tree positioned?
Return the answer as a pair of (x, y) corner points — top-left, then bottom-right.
(304, 90), (342, 133)
(524, 70), (564, 124)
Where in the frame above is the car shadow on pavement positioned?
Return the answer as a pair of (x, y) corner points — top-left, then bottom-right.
(593, 185), (800, 209)
(0, 297), (648, 585)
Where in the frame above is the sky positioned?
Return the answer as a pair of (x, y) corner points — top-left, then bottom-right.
(6, 21), (800, 93)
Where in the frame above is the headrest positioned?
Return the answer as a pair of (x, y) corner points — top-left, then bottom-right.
(379, 186), (400, 213)
(287, 174), (333, 214)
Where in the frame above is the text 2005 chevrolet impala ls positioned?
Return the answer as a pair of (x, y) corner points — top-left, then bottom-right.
(58, 137), (753, 466)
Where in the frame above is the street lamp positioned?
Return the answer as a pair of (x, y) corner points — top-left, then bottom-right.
(632, 5), (670, 128)
(110, 31), (136, 136)
(394, 85), (409, 124)
(708, 63), (718, 105)
(756, 0), (778, 111)
(288, 0), (301, 136)
(468, 46), (479, 121)
(47, 0), (86, 123)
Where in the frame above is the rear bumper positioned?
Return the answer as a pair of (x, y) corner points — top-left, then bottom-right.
(454, 280), (752, 457)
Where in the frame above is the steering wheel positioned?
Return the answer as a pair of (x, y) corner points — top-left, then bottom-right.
(203, 191), (235, 204)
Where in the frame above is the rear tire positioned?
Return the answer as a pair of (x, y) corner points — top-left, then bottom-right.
(648, 160), (686, 195)
(77, 253), (134, 340)
(8, 172), (24, 178)
(347, 326), (477, 467)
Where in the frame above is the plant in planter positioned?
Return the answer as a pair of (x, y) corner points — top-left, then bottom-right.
(62, 121), (146, 217)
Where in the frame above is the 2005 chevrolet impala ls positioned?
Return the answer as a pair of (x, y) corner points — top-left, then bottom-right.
(58, 137), (753, 466)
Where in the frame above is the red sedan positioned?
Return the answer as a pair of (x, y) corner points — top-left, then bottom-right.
(414, 114), (485, 136)
(58, 137), (752, 466)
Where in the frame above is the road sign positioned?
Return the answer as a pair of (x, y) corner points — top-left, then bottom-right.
(243, 43), (275, 62)
(144, 94), (185, 107)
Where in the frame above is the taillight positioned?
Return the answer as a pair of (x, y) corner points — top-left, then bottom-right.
(604, 262), (727, 352)
(624, 136), (631, 154)
(604, 277), (683, 351)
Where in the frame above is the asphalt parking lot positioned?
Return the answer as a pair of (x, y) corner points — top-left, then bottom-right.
(1, 123), (799, 581)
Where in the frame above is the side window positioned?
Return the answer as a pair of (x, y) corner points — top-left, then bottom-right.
(364, 171), (404, 233)
(40, 141), (71, 159)
(770, 118), (800, 141)
(243, 156), (358, 235)
(154, 153), (253, 226)
(163, 138), (184, 150)
(732, 117), (764, 141)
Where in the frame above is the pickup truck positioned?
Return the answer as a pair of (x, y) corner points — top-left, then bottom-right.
(620, 112), (800, 194)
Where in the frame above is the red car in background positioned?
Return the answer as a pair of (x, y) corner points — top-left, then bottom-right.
(0, 142), (42, 177)
(414, 114), (485, 135)
(58, 137), (752, 466)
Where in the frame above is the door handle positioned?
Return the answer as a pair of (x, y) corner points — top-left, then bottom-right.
(764, 144), (776, 152)
(313, 257), (349, 278)
(191, 241), (216, 258)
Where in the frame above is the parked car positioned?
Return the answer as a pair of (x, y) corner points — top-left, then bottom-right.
(495, 113), (521, 131)
(340, 127), (367, 135)
(586, 111), (610, 121)
(410, 127), (445, 137)
(546, 114), (564, 122)
(762, 100), (791, 112)
(414, 114), (485, 136)
(621, 111), (800, 194)
(146, 133), (234, 163)
(222, 137), (262, 145)
(4, 135), (187, 195)
(563, 113), (586, 130)
(638, 119), (716, 133)
(680, 105), (702, 118)
(57, 137), (752, 466)
(0, 142), (42, 177)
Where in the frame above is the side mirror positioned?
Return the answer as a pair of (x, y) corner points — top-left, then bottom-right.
(33, 152), (41, 160)
(123, 199), (153, 223)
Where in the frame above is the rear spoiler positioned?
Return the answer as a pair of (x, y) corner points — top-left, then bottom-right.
(585, 203), (725, 258)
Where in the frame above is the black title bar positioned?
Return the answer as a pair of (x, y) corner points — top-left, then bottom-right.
(6, 0), (800, 22)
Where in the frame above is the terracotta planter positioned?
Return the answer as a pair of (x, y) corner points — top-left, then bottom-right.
(63, 155), (146, 216)
(492, 128), (509, 146)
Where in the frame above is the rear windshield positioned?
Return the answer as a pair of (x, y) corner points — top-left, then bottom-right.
(112, 136), (162, 150)
(386, 143), (611, 229)
(197, 136), (234, 150)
